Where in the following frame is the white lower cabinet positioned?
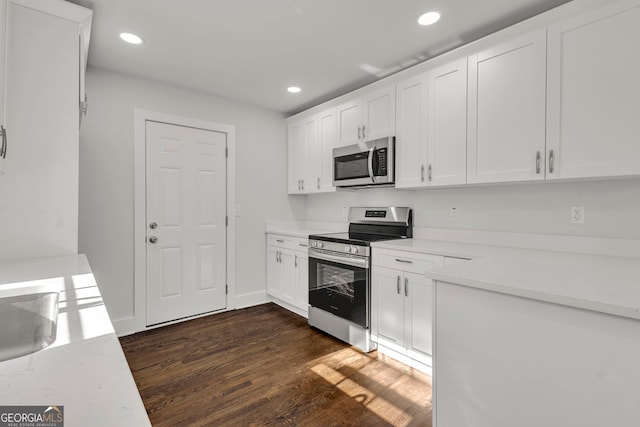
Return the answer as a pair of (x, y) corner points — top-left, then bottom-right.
(266, 234), (309, 316)
(372, 248), (446, 370)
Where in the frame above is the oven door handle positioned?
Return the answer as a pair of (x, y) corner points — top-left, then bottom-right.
(309, 248), (369, 269)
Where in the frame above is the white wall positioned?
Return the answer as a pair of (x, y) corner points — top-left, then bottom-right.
(303, 179), (640, 240)
(78, 67), (305, 330)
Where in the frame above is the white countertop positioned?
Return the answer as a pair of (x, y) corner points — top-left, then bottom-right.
(0, 255), (151, 426)
(372, 239), (640, 321)
(265, 220), (347, 239)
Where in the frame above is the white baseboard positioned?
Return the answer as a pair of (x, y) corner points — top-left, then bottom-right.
(235, 290), (270, 309)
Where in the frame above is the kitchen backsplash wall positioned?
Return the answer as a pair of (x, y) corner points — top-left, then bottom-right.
(301, 179), (640, 240)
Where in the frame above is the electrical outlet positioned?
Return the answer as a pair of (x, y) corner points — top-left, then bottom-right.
(450, 207), (458, 221)
(571, 206), (585, 224)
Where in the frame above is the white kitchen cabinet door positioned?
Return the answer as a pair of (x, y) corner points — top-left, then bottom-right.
(0, 0), (5, 175)
(546, 1), (640, 180)
(294, 250), (309, 311)
(0, 0), (91, 259)
(467, 30), (547, 184)
(362, 85), (395, 142)
(266, 246), (282, 297)
(278, 249), (296, 305)
(405, 272), (433, 360)
(287, 120), (304, 194)
(302, 115), (320, 193)
(336, 99), (361, 147)
(373, 266), (404, 346)
(317, 107), (337, 192)
(395, 73), (428, 188)
(427, 58), (468, 186)
(288, 114), (319, 194)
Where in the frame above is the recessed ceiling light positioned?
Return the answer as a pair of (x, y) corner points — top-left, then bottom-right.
(120, 32), (143, 44)
(418, 11), (441, 26)
(287, 86), (301, 93)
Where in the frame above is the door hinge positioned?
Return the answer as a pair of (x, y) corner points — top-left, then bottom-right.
(226, 216), (228, 226)
(225, 284), (228, 295)
(225, 146), (228, 158)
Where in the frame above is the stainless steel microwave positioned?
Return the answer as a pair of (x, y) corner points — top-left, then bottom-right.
(332, 137), (395, 188)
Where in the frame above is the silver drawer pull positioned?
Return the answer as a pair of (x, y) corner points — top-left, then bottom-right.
(395, 258), (413, 264)
(299, 243), (308, 247)
(276, 239), (284, 243)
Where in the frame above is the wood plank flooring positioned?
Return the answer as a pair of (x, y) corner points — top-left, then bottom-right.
(119, 303), (432, 426)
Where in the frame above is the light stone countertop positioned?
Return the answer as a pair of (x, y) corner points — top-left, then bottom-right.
(372, 239), (640, 321)
(265, 220), (347, 239)
(0, 255), (151, 426)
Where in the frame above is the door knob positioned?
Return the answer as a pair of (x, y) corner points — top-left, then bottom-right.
(149, 222), (158, 229)
(149, 236), (158, 244)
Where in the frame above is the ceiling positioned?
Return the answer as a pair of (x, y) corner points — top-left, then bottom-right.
(68, 0), (572, 115)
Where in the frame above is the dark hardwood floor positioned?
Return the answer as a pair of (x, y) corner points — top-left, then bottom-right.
(119, 303), (432, 426)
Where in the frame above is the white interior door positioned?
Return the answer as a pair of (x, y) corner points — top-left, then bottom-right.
(145, 120), (227, 325)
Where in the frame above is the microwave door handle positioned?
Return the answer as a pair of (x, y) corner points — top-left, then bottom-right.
(368, 147), (375, 183)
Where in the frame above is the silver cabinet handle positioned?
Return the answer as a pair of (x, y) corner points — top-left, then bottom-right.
(357, 125), (362, 139)
(149, 236), (158, 244)
(404, 277), (409, 297)
(428, 164), (433, 182)
(301, 179), (304, 190)
(317, 177), (320, 189)
(536, 151), (541, 174)
(396, 276), (401, 294)
(395, 258), (413, 264)
(421, 165), (425, 182)
(362, 125), (366, 140)
(278, 251), (281, 263)
(295, 254), (298, 267)
(549, 150), (555, 174)
(0, 125), (7, 159)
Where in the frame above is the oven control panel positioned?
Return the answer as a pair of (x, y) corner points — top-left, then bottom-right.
(309, 240), (369, 257)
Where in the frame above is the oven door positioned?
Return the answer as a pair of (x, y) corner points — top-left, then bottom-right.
(308, 248), (369, 328)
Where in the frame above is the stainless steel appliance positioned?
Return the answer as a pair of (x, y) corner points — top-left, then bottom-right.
(308, 207), (412, 352)
(332, 137), (394, 188)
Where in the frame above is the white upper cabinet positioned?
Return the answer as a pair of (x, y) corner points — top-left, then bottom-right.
(288, 110), (335, 195)
(287, 119), (305, 194)
(336, 84), (395, 147)
(395, 58), (467, 189)
(546, 0), (640, 179)
(288, 114), (318, 194)
(395, 73), (428, 188)
(0, 0), (91, 260)
(317, 107), (337, 192)
(427, 57), (468, 186)
(467, 30), (547, 184)
(362, 85), (396, 142)
(0, 0), (5, 174)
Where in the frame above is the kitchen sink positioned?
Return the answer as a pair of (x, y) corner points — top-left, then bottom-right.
(0, 291), (59, 362)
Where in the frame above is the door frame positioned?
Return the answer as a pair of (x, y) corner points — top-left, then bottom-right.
(133, 109), (236, 333)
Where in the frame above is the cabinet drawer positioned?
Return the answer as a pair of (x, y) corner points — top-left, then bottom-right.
(373, 248), (444, 274)
(267, 234), (309, 251)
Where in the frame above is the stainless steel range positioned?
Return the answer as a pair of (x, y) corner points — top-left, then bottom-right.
(308, 207), (413, 352)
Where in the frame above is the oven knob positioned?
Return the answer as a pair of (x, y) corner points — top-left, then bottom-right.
(351, 246), (359, 254)
(311, 241), (317, 248)
(345, 246), (351, 253)
(317, 241), (324, 249)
